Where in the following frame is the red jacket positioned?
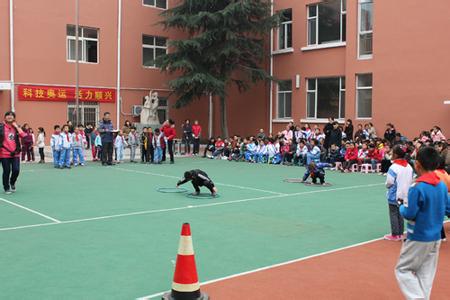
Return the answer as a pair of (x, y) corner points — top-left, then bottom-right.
(161, 125), (176, 141)
(368, 148), (382, 161)
(215, 140), (225, 148)
(344, 147), (358, 161)
(192, 124), (202, 137)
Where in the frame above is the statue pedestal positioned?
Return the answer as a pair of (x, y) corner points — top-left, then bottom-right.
(135, 123), (161, 133)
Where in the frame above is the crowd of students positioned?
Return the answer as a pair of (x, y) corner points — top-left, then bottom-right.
(201, 118), (450, 175)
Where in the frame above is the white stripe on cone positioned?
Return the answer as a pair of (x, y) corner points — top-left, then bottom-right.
(178, 236), (194, 255)
(172, 282), (200, 292)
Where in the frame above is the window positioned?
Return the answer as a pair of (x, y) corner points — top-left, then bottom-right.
(143, 35), (167, 68)
(66, 25), (98, 63)
(306, 77), (345, 119)
(278, 9), (292, 50)
(68, 102), (99, 126)
(307, 0), (346, 46)
(157, 97), (169, 124)
(277, 80), (292, 119)
(358, 0), (373, 58)
(143, 0), (167, 9)
(356, 74), (373, 118)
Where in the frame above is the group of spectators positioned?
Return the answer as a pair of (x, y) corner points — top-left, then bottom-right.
(201, 118), (450, 175)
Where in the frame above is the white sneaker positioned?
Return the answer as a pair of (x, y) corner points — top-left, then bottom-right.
(4, 190), (12, 195)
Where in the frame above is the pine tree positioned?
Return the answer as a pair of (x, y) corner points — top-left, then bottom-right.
(160, 0), (278, 137)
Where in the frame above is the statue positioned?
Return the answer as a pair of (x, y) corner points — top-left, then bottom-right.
(140, 91), (160, 125)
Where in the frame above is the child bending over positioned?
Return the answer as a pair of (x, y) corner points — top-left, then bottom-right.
(177, 169), (218, 196)
(302, 162), (332, 185)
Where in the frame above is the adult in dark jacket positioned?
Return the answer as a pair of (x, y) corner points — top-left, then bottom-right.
(344, 119), (353, 141)
(323, 117), (335, 149)
(384, 123), (397, 144)
(98, 112), (115, 166)
(329, 122), (343, 148)
(182, 119), (193, 155)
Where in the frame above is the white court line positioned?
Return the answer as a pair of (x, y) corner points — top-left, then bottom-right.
(138, 219), (450, 299)
(115, 167), (287, 195)
(0, 197), (61, 223)
(0, 183), (384, 232)
(137, 237), (385, 300)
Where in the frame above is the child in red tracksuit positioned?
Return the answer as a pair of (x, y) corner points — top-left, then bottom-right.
(368, 144), (382, 171)
(161, 119), (176, 164)
(340, 142), (358, 172)
(192, 120), (202, 156)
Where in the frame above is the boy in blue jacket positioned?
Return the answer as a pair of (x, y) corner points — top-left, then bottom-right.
(301, 162), (332, 185)
(395, 147), (450, 299)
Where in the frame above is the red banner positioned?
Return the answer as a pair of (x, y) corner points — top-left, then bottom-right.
(17, 85), (116, 103)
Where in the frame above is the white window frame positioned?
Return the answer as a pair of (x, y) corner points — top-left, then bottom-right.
(358, 0), (373, 59)
(277, 9), (293, 51)
(142, 0), (167, 10)
(307, 0), (346, 47)
(356, 73), (373, 119)
(66, 26), (99, 64)
(306, 78), (318, 119)
(339, 77), (346, 119)
(67, 101), (99, 125)
(340, 0), (347, 42)
(307, 5), (318, 46)
(277, 80), (292, 119)
(142, 35), (168, 69)
(305, 77), (345, 120)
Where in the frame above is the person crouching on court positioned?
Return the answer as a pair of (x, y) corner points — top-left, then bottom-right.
(177, 169), (218, 196)
(0, 111), (26, 194)
(301, 161), (331, 185)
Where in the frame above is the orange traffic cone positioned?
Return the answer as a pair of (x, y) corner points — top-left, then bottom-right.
(163, 223), (209, 300)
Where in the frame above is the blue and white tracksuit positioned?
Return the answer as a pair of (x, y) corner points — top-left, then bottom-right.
(50, 133), (62, 167)
(306, 145), (321, 165)
(152, 133), (165, 163)
(245, 143), (257, 161)
(114, 136), (127, 162)
(254, 144), (268, 163)
(385, 160), (414, 236)
(59, 132), (72, 168)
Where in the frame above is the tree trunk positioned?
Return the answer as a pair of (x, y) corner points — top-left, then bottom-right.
(220, 96), (229, 138)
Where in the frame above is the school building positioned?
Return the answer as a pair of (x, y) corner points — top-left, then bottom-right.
(0, 0), (449, 140)
(269, 0), (450, 137)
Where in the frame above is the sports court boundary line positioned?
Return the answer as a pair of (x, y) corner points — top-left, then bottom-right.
(0, 197), (61, 223)
(114, 167), (287, 196)
(0, 183), (384, 232)
(137, 237), (386, 299)
(138, 220), (450, 300)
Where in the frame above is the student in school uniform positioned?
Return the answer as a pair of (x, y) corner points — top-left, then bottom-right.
(59, 125), (72, 169)
(50, 125), (62, 168)
(395, 147), (449, 299)
(72, 127), (86, 166)
(128, 126), (139, 163)
(152, 128), (165, 164)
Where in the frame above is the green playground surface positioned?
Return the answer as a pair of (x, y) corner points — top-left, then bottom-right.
(0, 158), (389, 299)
